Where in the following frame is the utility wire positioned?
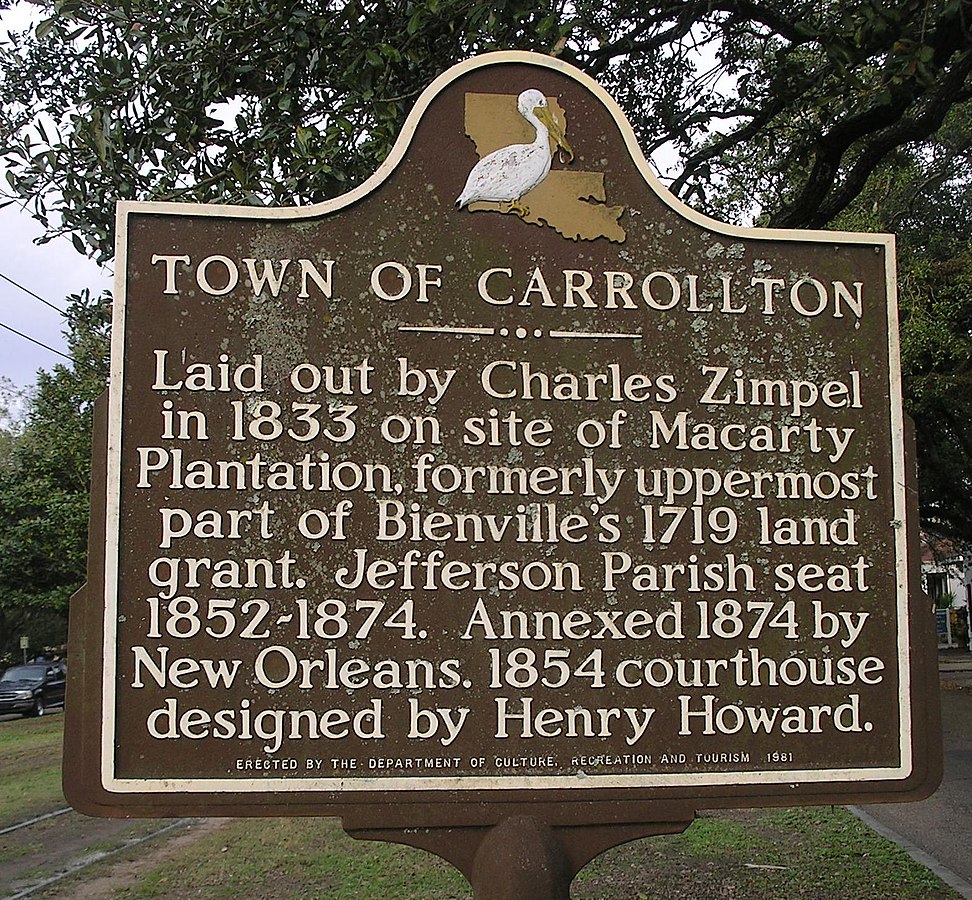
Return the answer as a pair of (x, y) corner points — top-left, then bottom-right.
(0, 319), (73, 362)
(0, 270), (68, 315)
(0, 270), (103, 371)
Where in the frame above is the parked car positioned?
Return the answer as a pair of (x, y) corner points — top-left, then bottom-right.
(0, 663), (66, 717)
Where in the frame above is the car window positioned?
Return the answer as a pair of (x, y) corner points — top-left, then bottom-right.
(1, 665), (47, 681)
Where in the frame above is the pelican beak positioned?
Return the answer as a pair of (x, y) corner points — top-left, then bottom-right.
(535, 105), (574, 163)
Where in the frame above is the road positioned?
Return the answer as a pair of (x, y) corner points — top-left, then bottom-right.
(857, 686), (972, 896)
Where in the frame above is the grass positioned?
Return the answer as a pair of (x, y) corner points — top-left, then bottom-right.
(670, 814), (756, 855)
(0, 766), (63, 824)
(0, 714), (62, 753)
(0, 837), (41, 865)
(572, 807), (954, 899)
(53, 806), (957, 900)
(0, 713), (65, 826)
(108, 818), (468, 899)
(0, 716), (958, 899)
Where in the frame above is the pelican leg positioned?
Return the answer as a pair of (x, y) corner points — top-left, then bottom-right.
(505, 200), (530, 218)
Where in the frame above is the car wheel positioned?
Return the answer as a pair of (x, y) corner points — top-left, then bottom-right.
(31, 697), (45, 717)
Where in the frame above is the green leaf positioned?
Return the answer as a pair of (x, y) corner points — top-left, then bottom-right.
(35, 17), (56, 40)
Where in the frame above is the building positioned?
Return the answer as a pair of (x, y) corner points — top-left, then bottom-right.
(921, 535), (972, 650)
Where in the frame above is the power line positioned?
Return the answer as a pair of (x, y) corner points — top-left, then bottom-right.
(0, 319), (73, 362)
(0, 270), (93, 369)
(0, 270), (68, 315)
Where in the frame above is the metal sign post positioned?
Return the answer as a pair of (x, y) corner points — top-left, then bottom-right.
(64, 52), (941, 897)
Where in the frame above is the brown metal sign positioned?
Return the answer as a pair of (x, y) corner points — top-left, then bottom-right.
(65, 51), (940, 823)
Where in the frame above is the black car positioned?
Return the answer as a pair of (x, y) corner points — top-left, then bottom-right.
(0, 663), (66, 717)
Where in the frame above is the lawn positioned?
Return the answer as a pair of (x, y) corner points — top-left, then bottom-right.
(0, 715), (957, 899)
(0, 713), (65, 826)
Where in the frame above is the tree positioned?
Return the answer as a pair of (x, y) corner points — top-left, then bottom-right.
(0, 0), (566, 261)
(831, 100), (972, 538)
(0, 290), (110, 661)
(2, 1), (972, 258)
(0, 376), (26, 463)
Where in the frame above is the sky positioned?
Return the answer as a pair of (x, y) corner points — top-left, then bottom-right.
(0, 4), (113, 397)
(0, 203), (112, 394)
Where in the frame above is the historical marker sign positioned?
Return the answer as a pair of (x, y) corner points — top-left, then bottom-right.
(65, 51), (940, 822)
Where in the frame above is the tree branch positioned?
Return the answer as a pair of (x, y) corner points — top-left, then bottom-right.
(775, 50), (972, 227)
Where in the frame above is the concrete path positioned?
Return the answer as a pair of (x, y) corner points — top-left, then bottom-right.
(854, 656), (972, 898)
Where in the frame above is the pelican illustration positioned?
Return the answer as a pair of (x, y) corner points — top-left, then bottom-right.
(456, 89), (573, 215)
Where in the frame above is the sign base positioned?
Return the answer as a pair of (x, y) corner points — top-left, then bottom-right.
(344, 815), (693, 899)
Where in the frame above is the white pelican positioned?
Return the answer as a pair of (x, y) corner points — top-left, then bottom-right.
(456, 89), (573, 214)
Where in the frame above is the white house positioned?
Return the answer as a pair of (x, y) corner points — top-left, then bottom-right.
(921, 536), (972, 650)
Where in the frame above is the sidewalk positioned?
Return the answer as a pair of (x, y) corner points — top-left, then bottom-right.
(939, 648), (972, 690)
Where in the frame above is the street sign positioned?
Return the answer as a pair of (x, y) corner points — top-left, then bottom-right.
(65, 51), (940, 830)
(19, 636), (28, 650)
